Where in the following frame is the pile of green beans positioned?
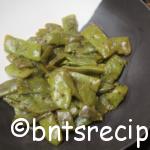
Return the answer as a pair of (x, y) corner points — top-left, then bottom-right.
(0, 15), (131, 145)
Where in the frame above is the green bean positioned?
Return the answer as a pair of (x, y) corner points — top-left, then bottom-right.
(81, 24), (112, 58)
(41, 44), (54, 63)
(48, 69), (78, 109)
(62, 64), (105, 75)
(45, 23), (63, 33)
(5, 64), (34, 78)
(43, 32), (69, 45)
(70, 72), (101, 106)
(62, 14), (78, 34)
(79, 105), (102, 121)
(96, 84), (128, 114)
(0, 79), (18, 97)
(39, 113), (63, 146)
(57, 110), (74, 127)
(4, 35), (41, 61)
(69, 102), (79, 118)
(63, 54), (102, 66)
(75, 116), (92, 127)
(99, 82), (115, 94)
(102, 55), (126, 83)
(0, 14), (132, 146)
(110, 37), (131, 55)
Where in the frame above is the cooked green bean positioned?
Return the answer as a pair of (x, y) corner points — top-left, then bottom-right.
(48, 69), (79, 109)
(70, 72), (101, 106)
(101, 55), (126, 83)
(62, 14), (78, 34)
(0, 79), (18, 97)
(39, 113), (63, 145)
(57, 110), (74, 127)
(62, 64), (105, 75)
(5, 64), (34, 78)
(96, 84), (128, 115)
(0, 14), (131, 146)
(4, 35), (41, 61)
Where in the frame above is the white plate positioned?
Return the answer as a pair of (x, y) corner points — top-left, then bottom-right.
(0, 0), (102, 83)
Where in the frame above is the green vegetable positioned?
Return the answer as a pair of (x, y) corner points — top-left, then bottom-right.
(110, 37), (131, 55)
(57, 110), (74, 127)
(96, 84), (128, 114)
(0, 14), (131, 146)
(81, 25), (131, 58)
(45, 23), (63, 33)
(69, 102), (79, 117)
(62, 14), (78, 34)
(81, 24), (111, 58)
(63, 64), (105, 75)
(99, 82), (115, 94)
(79, 105), (102, 121)
(63, 54), (102, 66)
(7, 54), (17, 62)
(48, 69), (78, 109)
(43, 32), (70, 45)
(64, 42), (81, 53)
(5, 64), (34, 78)
(70, 72), (101, 106)
(81, 24), (108, 46)
(102, 55), (126, 83)
(4, 93), (57, 115)
(47, 55), (65, 69)
(39, 113), (63, 146)
(0, 79), (18, 97)
(41, 44), (54, 63)
(75, 116), (92, 127)
(4, 35), (41, 61)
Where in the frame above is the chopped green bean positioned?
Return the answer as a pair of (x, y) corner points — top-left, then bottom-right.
(0, 14), (131, 146)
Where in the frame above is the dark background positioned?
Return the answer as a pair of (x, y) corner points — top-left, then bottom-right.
(129, 132), (150, 149)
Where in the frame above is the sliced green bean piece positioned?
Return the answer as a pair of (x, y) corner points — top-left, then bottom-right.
(64, 42), (81, 54)
(69, 102), (79, 118)
(13, 57), (33, 68)
(102, 55), (126, 83)
(63, 64), (105, 75)
(0, 14), (131, 146)
(62, 14), (78, 34)
(96, 84), (128, 114)
(45, 23), (63, 33)
(110, 37), (131, 55)
(5, 64), (34, 78)
(27, 76), (50, 94)
(79, 105), (102, 121)
(53, 47), (64, 56)
(70, 72), (101, 106)
(47, 55), (66, 69)
(4, 35), (41, 61)
(43, 32), (69, 45)
(81, 24), (113, 58)
(80, 40), (97, 54)
(63, 54), (101, 66)
(0, 79), (18, 97)
(48, 69), (78, 109)
(39, 113), (63, 146)
(99, 82), (115, 94)
(106, 84), (128, 108)
(57, 110), (74, 127)
(75, 116), (92, 127)
(5, 92), (57, 114)
(7, 54), (17, 62)
(41, 44), (54, 63)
